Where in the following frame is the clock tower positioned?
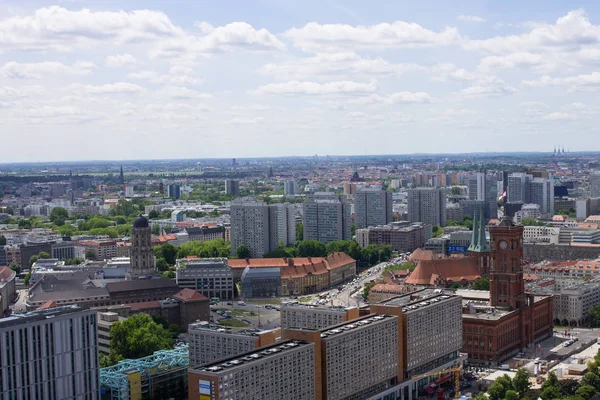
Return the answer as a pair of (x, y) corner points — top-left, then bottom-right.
(489, 218), (526, 310)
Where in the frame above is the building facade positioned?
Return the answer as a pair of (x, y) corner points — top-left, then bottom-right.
(0, 305), (99, 400)
(224, 179), (240, 197)
(303, 193), (352, 243)
(354, 189), (393, 229)
(407, 188), (446, 227)
(356, 224), (425, 253)
(280, 303), (359, 330)
(130, 215), (155, 278)
(176, 258), (234, 300)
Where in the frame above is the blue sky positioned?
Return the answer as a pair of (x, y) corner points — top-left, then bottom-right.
(1, 1), (600, 161)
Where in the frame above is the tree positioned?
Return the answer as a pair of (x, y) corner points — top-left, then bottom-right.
(540, 372), (562, 400)
(29, 255), (39, 267)
(155, 243), (177, 265)
(156, 258), (169, 272)
(473, 277), (490, 291)
(161, 271), (176, 279)
(520, 217), (546, 226)
(505, 390), (519, 400)
(576, 384), (596, 399)
(38, 251), (51, 259)
(148, 210), (159, 219)
(108, 313), (173, 365)
(296, 222), (303, 242)
(9, 263), (20, 274)
(297, 240), (327, 257)
(24, 271), (31, 286)
(487, 380), (509, 400)
(513, 368), (531, 397)
(85, 249), (95, 260)
(432, 225), (443, 237)
(50, 207), (69, 224)
(581, 372), (600, 392)
(0, 235), (6, 245)
(450, 282), (461, 289)
(589, 304), (600, 328)
(558, 379), (580, 397)
(236, 245), (250, 259)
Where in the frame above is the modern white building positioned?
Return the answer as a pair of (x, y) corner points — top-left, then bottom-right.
(514, 204), (541, 223)
(522, 226), (560, 244)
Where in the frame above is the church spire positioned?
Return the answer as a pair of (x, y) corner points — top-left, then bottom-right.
(468, 209), (480, 252)
(478, 208), (490, 252)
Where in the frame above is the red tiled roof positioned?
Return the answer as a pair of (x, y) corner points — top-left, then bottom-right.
(0, 266), (15, 282)
(229, 258), (293, 268)
(324, 252), (356, 270)
(405, 257), (480, 285)
(523, 273), (540, 281)
(370, 284), (405, 293)
(172, 288), (208, 302)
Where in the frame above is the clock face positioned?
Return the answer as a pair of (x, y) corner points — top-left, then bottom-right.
(499, 240), (508, 250)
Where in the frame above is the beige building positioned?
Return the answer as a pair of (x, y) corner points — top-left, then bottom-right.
(189, 340), (316, 400)
(368, 284), (408, 304)
(188, 321), (279, 367)
(97, 311), (127, 354)
(280, 303), (359, 330)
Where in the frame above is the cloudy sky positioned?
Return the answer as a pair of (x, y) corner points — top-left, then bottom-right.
(2, 1), (600, 162)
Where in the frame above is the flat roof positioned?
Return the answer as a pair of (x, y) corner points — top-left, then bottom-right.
(281, 302), (354, 312)
(189, 321), (266, 337)
(455, 289), (491, 300)
(0, 305), (90, 328)
(381, 288), (457, 313)
(193, 340), (311, 373)
(462, 300), (516, 320)
(320, 314), (394, 338)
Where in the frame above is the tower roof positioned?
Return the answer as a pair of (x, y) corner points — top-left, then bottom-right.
(133, 214), (149, 229)
(468, 208), (490, 253)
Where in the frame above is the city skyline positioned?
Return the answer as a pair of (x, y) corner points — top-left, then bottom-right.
(2, 1), (600, 162)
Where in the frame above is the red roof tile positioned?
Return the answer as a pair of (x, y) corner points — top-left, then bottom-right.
(128, 301), (161, 310)
(172, 288), (208, 302)
(37, 300), (57, 310)
(405, 257), (480, 285)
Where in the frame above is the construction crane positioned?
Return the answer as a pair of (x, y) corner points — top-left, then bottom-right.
(411, 365), (463, 400)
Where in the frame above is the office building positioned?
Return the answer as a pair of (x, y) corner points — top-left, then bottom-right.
(445, 203), (464, 223)
(188, 321), (279, 367)
(125, 185), (134, 197)
(284, 179), (298, 196)
(176, 258), (234, 300)
(591, 173), (600, 198)
(280, 302), (359, 330)
(467, 172), (498, 220)
(303, 193), (352, 243)
(224, 179), (240, 197)
(553, 278), (600, 327)
(407, 188), (446, 227)
(0, 305), (99, 399)
(355, 224), (425, 253)
(241, 267), (281, 298)
(343, 181), (357, 195)
(189, 340), (316, 400)
(0, 246), (6, 267)
(354, 189), (393, 229)
(230, 199), (296, 258)
(167, 183), (181, 200)
(129, 214), (155, 278)
(97, 311), (126, 355)
(79, 239), (117, 261)
(507, 173), (554, 217)
(185, 225), (225, 243)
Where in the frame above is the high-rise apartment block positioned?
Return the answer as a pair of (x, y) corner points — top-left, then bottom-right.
(188, 321), (279, 367)
(284, 179), (298, 196)
(354, 189), (393, 229)
(507, 173), (554, 217)
(303, 193), (352, 243)
(280, 303), (360, 330)
(591, 173), (600, 198)
(176, 258), (234, 300)
(224, 179), (240, 196)
(0, 305), (99, 399)
(167, 183), (181, 200)
(407, 188), (446, 226)
(467, 172), (498, 220)
(230, 199), (296, 257)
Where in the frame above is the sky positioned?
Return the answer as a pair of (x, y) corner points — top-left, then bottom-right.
(2, 1), (600, 162)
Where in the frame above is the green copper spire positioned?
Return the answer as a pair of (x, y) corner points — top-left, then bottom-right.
(478, 207), (490, 252)
(468, 209), (480, 252)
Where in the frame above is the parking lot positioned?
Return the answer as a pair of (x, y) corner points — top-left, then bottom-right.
(209, 301), (282, 330)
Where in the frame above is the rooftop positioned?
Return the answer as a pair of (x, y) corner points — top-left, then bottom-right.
(0, 305), (90, 328)
(320, 314), (394, 338)
(189, 321), (265, 336)
(194, 340), (311, 373)
(281, 302), (355, 312)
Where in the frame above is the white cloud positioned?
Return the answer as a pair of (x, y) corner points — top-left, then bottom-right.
(431, 63), (478, 82)
(542, 112), (575, 120)
(2, 61), (94, 79)
(461, 77), (518, 97)
(259, 52), (424, 80)
(127, 67), (202, 86)
(159, 86), (213, 99)
(105, 54), (137, 68)
(0, 85), (46, 99)
(283, 21), (461, 52)
(73, 82), (144, 95)
(522, 72), (600, 91)
(252, 80), (378, 95)
(227, 116), (264, 125)
(388, 92), (435, 103)
(457, 15), (486, 23)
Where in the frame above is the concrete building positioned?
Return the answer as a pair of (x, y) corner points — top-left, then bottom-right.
(51, 241), (75, 261)
(445, 203), (464, 223)
(343, 181), (357, 195)
(523, 226), (560, 244)
(591, 173), (600, 198)
(524, 243), (600, 262)
(0, 245), (6, 267)
(188, 321), (279, 367)
(97, 311), (126, 355)
(224, 179), (240, 197)
(167, 183), (181, 200)
(189, 340), (317, 400)
(553, 278), (600, 326)
(125, 185), (134, 197)
(514, 204), (541, 223)
(0, 305), (99, 399)
(368, 284), (409, 303)
(130, 214), (155, 278)
(356, 224), (425, 253)
(230, 199), (296, 258)
(303, 193), (352, 243)
(407, 188), (446, 227)
(176, 258), (234, 300)
(354, 189), (393, 229)
(467, 172), (498, 220)
(79, 239), (117, 261)
(284, 179), (298, 196)
(280, 302), (360, 330)
(507, 173), (554, 217)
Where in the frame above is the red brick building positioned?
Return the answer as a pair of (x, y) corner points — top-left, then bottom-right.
(461, 219), (554, 366)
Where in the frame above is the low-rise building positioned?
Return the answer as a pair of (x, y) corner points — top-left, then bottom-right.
(553, 278), (600, 326)
(523, 226), (560, 244)
(241, 267), (281, 298)
(356, 224), (425, 253)
(368, 284), (409, 304)
(176, 258), (234, 300)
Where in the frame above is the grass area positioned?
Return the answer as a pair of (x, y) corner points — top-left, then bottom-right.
(248, 299), (281, 305)
(382, 261), (414, 275)
(217, 319), (250, 328)
(298, 297), (313, 303)
(215, 308), (251, 317)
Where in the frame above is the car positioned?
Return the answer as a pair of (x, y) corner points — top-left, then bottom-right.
(265, 305), (273, 310)
(242, 319), (252, 324)
(227, 302), (233, 305)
